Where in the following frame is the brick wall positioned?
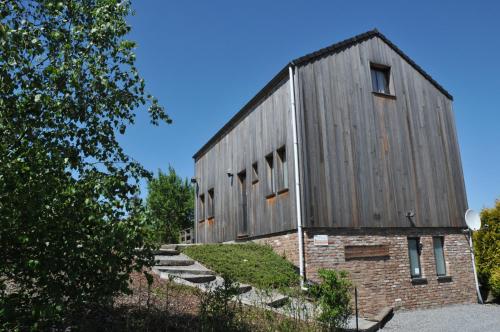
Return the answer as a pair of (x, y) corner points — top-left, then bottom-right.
(252, 228), (477, 315)
(253, 231), (299, 266)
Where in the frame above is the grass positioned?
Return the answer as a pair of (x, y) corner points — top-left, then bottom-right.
(182, 243), (299, 289)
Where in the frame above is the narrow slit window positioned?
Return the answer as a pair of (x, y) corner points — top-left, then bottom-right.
(252, 162), (259, 184)
(408, 238), (422, 278)
(199, 194), (205, 221)
(277, 146), (288, 191)
(433, 237), (446, 276)
(207, 188), (214, 218)
(371, 65), (391, 94)
(265, 153), (275, 195)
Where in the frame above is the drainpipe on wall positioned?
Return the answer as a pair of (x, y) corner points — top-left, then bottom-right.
(193, 182), (197, 243)
(288, 64), (305, 289)
(192, 174), (198, 243)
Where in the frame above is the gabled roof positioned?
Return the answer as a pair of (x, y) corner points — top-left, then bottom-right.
(193, 29), (453, 160)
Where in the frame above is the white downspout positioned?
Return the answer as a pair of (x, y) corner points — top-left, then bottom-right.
(288, 65), (305, 288)
(468, 230), (484, 304)
(194, 181), (197, 243)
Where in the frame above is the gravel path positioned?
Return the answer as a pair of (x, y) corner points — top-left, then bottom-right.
(381, 304), (500, 332)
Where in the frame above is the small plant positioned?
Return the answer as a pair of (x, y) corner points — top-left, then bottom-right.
(489, 267), (500, 301)
(278, 286), (319, 330)
(309, 269), (352, 331)
(199, 275), (245, 331)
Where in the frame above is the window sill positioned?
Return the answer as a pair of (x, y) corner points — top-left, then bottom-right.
(411, 277), (428, 285)
(252, 179), (259, 185)
(198, 219), (206, 223)
(437, 275), (453, 283)
(372, 91), (396, 100)
(265, 193), (276, 199)
(277, 188), (289, 195)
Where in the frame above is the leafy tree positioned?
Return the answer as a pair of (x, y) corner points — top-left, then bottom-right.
(0, 0), (170, 328)
(146, 166), (194, 244)
(474, 199), (500, 293)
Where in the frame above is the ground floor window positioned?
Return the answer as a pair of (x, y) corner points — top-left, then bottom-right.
(433, 236), (446, 276)
(408, 237), (422, 278)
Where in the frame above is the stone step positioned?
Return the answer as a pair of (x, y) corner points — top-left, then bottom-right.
(346, 316), (379, 332)
(155, 265), (215, 276)
(265, 293), (289, 308)
(366, 306), (393, 323)
(201, 277), (253, 295)
(160, 244), (178, 250)
(239, 289), (289, 308)
(152, 249), (180, 256)
(155, 258), (195, 266)
(237, 284), (253, 295)
(180, 274), (216, 283)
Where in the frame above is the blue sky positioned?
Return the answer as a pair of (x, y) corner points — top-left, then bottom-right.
(121, 0), (500, 212)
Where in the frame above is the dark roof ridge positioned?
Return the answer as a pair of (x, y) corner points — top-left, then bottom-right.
(193, 29), (452, 160)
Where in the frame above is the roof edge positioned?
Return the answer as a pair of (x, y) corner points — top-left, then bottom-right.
(290, 29), (453, 100)
(193, 29), (453, 161)
(193, 66), (289, 160)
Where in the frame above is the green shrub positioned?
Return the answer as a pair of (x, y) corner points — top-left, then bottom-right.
(199, 275), (246, 331)
(309, 269), (352, 330)
(182, 243), (299, 289)
(474, 200), (500, 290)
(489, 267), (500, 300)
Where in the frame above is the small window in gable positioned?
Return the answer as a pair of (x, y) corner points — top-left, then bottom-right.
(371, 64), (391, 95)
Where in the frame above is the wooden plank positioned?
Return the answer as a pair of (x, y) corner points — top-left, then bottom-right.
(345, 245), (390, 260)
(194, 77), (298, 242)
(296, 36), (466, 229)
(195, 34), (467, 243)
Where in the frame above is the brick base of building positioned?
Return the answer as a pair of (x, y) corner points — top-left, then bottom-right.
(252, 228), (477, 315)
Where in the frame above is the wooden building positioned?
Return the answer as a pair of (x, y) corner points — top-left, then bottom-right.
(193, 30), (476, 314)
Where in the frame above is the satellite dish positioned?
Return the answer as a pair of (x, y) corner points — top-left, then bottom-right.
(465, 209), (481, 231)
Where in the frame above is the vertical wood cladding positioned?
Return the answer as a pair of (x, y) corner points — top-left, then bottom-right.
(296, 36), (467, 229)
(195, 34), (468, 243)
(195, 79), (297, 243)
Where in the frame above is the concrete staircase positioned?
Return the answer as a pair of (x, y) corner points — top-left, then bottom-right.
(151, 244), (291, 312)
(153, 245), (216, 283)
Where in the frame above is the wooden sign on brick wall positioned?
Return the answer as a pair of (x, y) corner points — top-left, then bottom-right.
(344, 245), (389, 260)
